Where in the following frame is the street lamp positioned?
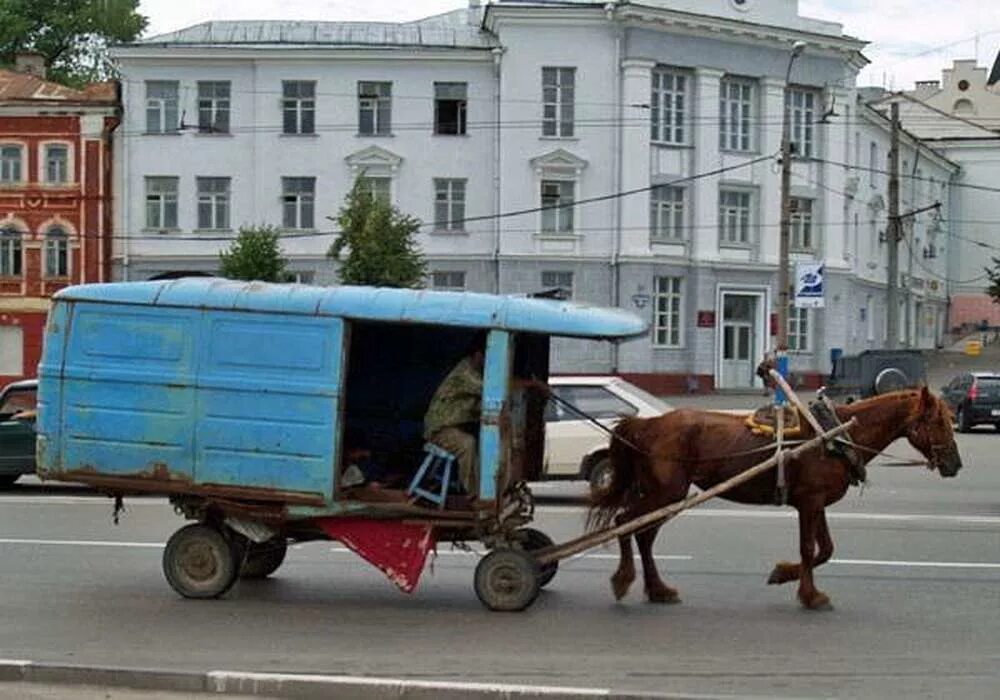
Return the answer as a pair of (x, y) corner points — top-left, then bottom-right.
(775, 40), (807, 397)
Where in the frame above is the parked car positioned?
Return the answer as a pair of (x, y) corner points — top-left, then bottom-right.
(544, 376), (671, 490)
(940, 372), (1000, 432)
(824, 349), (926, 402)
(0, 379), (38, 488)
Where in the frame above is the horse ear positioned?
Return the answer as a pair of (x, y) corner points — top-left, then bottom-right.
(919, 385), (932, 412)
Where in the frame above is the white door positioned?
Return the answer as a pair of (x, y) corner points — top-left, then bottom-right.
(719, 293), (759, 389)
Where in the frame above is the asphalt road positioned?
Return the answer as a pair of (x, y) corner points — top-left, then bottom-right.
(1, 431), (999, 700)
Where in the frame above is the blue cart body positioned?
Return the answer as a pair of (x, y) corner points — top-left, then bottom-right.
(36, 279), (646, 515)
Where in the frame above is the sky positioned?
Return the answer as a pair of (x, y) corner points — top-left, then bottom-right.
(137, 0), (1000, 90)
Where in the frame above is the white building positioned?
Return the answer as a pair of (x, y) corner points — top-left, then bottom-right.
(868, 60), (1000, 331)
(113, 0), (957, 390)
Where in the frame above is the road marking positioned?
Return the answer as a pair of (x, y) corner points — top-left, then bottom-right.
(536, 506), (1000, 526)
(0, 538), (163, 548)
(831, 558), (1000, 570)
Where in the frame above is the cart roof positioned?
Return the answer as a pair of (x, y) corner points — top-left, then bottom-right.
(55, 279), (648, 340)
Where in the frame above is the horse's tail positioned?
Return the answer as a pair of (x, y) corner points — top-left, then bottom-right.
(587, 416), (644, 532)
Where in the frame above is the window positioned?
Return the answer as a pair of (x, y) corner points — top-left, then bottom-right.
(0, 146), (23, 183)
(719, 77), (754, 151)
(550, 386), (637, 420)
(196, 177), (230, 230)
(144, 177), (178, 230)
(719, 189), (752, 244)
(540, 180), (574, 234)
(282, 81), (315, 135)
(44, 226), (69, 277)
(541, 270), (573, 298)
(653, 276), (683, 347)
(0, 228), (22, 276)
(0, 385), (35, 415)
(44, 144), (69, 184)
(431, 271), (466, 291)
(434, 178), (466, 231)
(145, 81), (179, 133)
(434, 82), (467, 135)
(282, 177), (315, 229)
(785, 88), (817, 157)
(358, 81), (392, 136)
(542, 67), (575, 137)
(197, 81), (231, 134)
(788, 307), (810, 352)
(650, 186), (685, 241)
(790, 198), (814, 250)
(359, 176), (390, 204)
(651, 68), (687, 144)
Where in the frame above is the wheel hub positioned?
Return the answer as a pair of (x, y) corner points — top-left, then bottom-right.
(180, 541), (219, 582)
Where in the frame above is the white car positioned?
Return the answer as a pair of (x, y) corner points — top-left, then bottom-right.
(544, 376), (672, 490)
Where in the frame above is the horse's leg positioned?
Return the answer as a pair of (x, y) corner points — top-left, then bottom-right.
(795, 502), (832, 610)
(767, 510), (834, 585)
(610, 512), (636, 601)
(635, 522), (680, 604)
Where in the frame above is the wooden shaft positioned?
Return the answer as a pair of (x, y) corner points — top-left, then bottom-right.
(534, 418), (857, 566)
(769, 369), (825, 435)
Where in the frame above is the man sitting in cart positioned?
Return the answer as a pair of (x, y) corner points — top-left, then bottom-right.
(423, 332), (548, 497)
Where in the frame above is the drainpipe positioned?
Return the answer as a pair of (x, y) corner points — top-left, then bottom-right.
(608, 1), (623, 373)
(118, 78), (130, 282)
(101, 106), (120, 284)
(492, 46), (504, 294)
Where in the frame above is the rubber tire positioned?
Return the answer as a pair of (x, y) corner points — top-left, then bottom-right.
(516, 528), (558, 588)
(956, 407), (972, 433)
(474, 548), (541, 612)
(240, 540), (288, 579)
(0, 474), (19, 489)
(588, 457), (613, 496)
(163, 524), (240, 599)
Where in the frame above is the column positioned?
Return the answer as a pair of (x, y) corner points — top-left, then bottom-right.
(690, 68), (723, 262)
(619, 59), (655, 257)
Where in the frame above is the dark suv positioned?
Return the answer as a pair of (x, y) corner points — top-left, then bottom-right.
(941, 372), (1000, 432)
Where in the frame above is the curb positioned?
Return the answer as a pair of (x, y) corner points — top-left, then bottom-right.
(0, 660), (736, 700)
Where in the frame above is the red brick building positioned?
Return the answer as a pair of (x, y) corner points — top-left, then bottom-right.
(0, 55), (118, 384)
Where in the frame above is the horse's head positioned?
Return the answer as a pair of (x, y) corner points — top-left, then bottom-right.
(905, 387), (962, 478)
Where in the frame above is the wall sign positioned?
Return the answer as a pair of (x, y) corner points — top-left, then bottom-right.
(697, 311), (715, 328)
(794, 262), (825, 309)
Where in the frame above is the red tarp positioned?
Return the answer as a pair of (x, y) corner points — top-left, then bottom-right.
(313, 517), (435, 593)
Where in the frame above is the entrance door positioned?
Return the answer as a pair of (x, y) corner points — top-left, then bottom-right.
(720, 293), (759, 389)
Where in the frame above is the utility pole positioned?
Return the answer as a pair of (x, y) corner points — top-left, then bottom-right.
(776, 41), (806, 395)
(886, 101), (901, 350)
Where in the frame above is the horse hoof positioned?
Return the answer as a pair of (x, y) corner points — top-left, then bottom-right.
(800, 593), (833, 611)
(767, 562), (797, 585)
(647, 589), (681, 605)
(611, 574), (634, 601)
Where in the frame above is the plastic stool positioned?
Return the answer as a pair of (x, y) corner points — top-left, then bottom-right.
(407, 443), (456, 508)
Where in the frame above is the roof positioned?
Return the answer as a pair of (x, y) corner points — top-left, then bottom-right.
(54, 279), (648, 341)
(134, 11), (496, 50)
(0, 69), (116, 104)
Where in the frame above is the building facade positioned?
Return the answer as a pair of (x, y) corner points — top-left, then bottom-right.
(0, 55), (119, 384)
(112, 0), (958, 390)
(870, 61), (1000, 331)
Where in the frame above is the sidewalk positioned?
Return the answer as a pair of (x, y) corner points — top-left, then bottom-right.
(662, 341), (1000, 412)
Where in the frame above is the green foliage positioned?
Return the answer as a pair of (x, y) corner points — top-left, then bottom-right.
(987, 258), (1000, 305)
(219, 226), (289, 283)
(0, 0), (147, 86)
(328, 176), (426, 288)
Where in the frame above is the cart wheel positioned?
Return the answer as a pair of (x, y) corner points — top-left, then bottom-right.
(240, 540), (288, 579)
(163, 524), (240, 599)
(474, 548), (541, 612)
(516, 528), (558, 588)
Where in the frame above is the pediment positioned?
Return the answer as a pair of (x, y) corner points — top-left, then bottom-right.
(345, 145), (403, 171)
(529, 148), (588, 174)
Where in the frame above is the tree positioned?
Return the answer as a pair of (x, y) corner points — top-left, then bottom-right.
(0, 0), (147, 86)
(219, 226), (289, 283)
(987, 258), (1000, 306)
(328, 176), (426, 288)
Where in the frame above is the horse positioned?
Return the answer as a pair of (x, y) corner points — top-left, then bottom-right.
(588, 387), (962, 610)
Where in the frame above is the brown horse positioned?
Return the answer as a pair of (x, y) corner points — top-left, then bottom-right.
(589, 387), (962, 610)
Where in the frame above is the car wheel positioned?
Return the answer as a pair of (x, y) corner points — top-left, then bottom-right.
(956, 407), (972, 433)
(588, 457), (613, 495)
(0, 474), (19, 489)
